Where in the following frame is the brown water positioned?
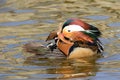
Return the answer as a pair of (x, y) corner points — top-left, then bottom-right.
(0, 0), (120, 80)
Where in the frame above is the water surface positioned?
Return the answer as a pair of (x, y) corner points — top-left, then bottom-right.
(0, 0), (120, 80)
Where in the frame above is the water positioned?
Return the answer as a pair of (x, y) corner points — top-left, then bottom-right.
(0, 0), (120, 80)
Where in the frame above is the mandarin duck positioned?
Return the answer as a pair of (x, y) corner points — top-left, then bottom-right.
(46, 18), (104, 59)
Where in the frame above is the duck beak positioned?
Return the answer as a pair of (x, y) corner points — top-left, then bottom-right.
(71, 31), (93, 43)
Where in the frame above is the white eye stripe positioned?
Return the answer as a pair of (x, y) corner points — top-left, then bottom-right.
(64, 25), (85, 32)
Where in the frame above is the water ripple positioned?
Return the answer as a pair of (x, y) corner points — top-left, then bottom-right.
(97, 54), (120, 63)
(107, 22), (120, 27)
(84, 15), (110, 20)
(31, 74), (62, 79)
(13, 53), (23, 59)
(14, 9), (36, 13)
(5, 44), (19, 49)
(0, 7), (14, 13)
(2, 35), (17, 39)
(43, 19), (56, 24)
(116, 34), (120, 38)
(2, 43), (20, 52)
(0, 0), (6, 6)
(0, 20), (37, 27)
(34, 33), (49, 37)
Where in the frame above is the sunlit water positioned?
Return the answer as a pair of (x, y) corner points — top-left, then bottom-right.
(0, 0), (120, 80)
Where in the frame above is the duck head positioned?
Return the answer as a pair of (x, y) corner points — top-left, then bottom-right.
(57, 18), (101, 44)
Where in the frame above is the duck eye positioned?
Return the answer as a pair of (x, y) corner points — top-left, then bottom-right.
(68, 30), (71, 32)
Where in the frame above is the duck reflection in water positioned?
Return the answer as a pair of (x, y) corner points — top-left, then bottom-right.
(23, 54), (99, 79)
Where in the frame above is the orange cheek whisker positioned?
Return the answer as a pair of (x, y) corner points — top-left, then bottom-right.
(57, 33), (73, 45)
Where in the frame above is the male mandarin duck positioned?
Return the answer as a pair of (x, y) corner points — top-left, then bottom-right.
(46, 18), (104, 59)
